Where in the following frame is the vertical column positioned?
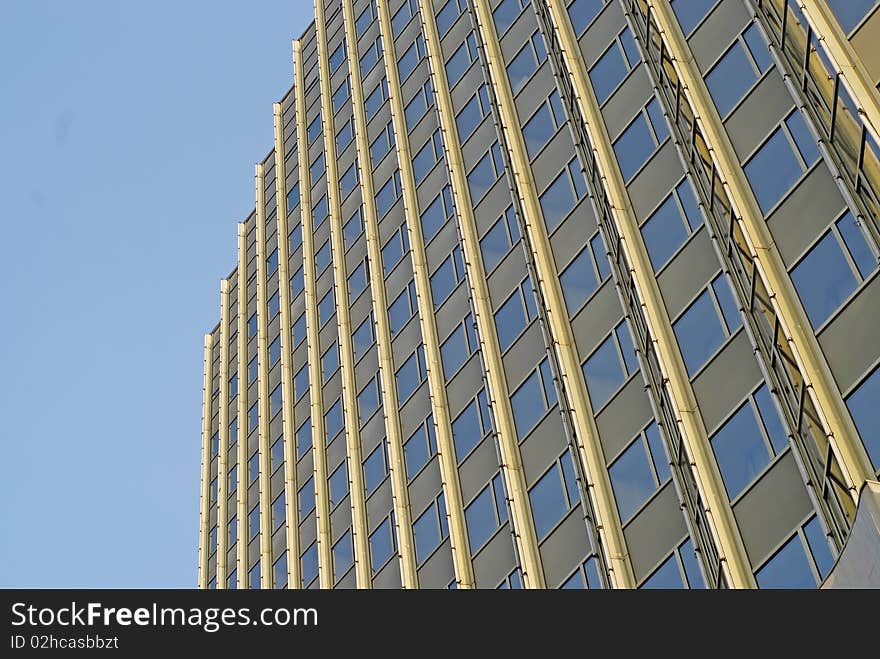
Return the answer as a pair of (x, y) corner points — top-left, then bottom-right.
(273, 101), (302, 588)
(216, 280), (231, 587)
(541, 0), (755, 588)
(468, 0), (636, 588)
(197, 334), (214, 588)
(255, 164), (274, 588)
(644, 0), (875, 501)
(235, 223), (248, 588)
(371, 0), (475, 588)
(314, 0), (420, 587)
(416, 0), (545, 588)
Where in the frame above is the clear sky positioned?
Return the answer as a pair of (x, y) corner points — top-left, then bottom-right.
(0, 1), (313, 588)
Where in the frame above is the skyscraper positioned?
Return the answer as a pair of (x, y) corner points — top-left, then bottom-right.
(198, 0), (880, 589)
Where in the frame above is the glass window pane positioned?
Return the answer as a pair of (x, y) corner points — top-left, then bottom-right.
(756, 535), (815, 589)
(744, 128), (802, 214)
(511, 370), (545, 439)
(803, 517), (834, 578)
(670, 0), (717, 35)
(465, 486), (497, 551)
(560, 247), (599, 313)
(641, 554), (685, 588)
(370, 518), (394, 573)
(583, 334), (624, 407)
(673, 289), (726, 375)
(642, 194), (688, 271)
(706, 41), (756, 117)
(495, 290), (527, 351)
(333, 532), (353, 579)
(590, 42), (628, 105)
(413, 503), (440, 564)
(711, 402), (771, 499)
(523, 103), (555, 159)
(614, 113), (655, 181)
(791, 231), (857, 328)
(846, 366), (880, 468)
(539, 168), (576, 230)
(610, 438), (656, 521)
(529, 466), (567, 540)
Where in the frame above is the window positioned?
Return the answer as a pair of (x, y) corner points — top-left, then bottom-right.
(381, 222), (410, 275)
(211, 432), (219, 457)
(268, 337), (281, 367)
(493, 0), (527, 35)
(299, 476), (315, 521)
(227, 568), (237, 589)
(456, 85), (491, 144)
(560, 238), (608, 314)
(440, 313), (478, 380)
(398, 34), (426, 82)
(711, 385), (790, 500)
(609, 422), (670, 521)
(497, 567), (524, 589)
(333, 531), (354, 580)
(273, 552), (287, 589)
(430, 246), (465, 308)
(313, 194), (329, 227)
(446, 32), (478, 88)
(356, 0), (375, 36)
(210, 478), (217, 503)
(846, 364), (880, 468)
(392, 0), (417, 35)
(290, 265), (305, 298)
(353, 313), (375, 361)
(480, 206), (521, 272)
(421, 185), (454, 244)
(529, 452), (580, 540)
(494, 277), (537, 351)
(467, 141), (505, 202)
(249, 504), (260, 540)
(229, 417), (238, 447)
(589, 28), (640, 105)
(465, 473), (509, 552)
(228, 463), (238, 494)
(296, 419), (312, 459)
(404, 79), (433, 132)
(641, 178), (704, 271)
(358, 373), (382, 424)
(322, 342), (339, 382)
(333, 77), (350, 110)
(437, 0), (466, 36)
(247, 313), (257, 338)
(568, 0), (606, 36)
(287, 183), (300, 212)
(364, 440), (388, 494)
(641, 538), (705, 588)
(756, 518), (832, 589)
(348, 259), (370, 303)
(506, 32), (547, 94)
(791, 211), (876, 328)
(744, 110), (819, 214)
(344, 207), (364, 248)
(376, 170), (402, 217)
(249, 452), (259, 484)
(308, 114), (321, 144)
(452, 389), (492, 462)
(582, 320), (638, 408)
(228, 516), (237, 547)
(272, 493), (285, 531)
(670, 0), (718, 36)
(511, 358), (557, 440)
(706, 25), (771, 117)
(269, 384), (282, 417)
(248, 402), (259, 432)
(361, 37), (382, 78)
(389, 280), (418, 334)
(395, 345), (427, 403)
(248, 355), (258, 384)
(301, 542), (318, 586)
(340, 161), (358, 199)
(318, 289), (335, 326)
(370, 122), (395, 166)
(294, 363), (309, 400)
(293, 313), (307, 345)
(329, 40), (346, 73)
(672, 275), (740, 376)
(325, 398), (344, 441)
(561, 556), (604, 589)
(413, 130), (443, 184)
(267, 290), (280, 319)
(365, 77), (388, 117)
(329, 461), (348, 507)
(249, 563), (260, 590)
(404, 416), (437, 480)
(310, 152), (325, 182)
(336, 116), (354, 153)
(289, 224), (303, 253)
(523, 90), (567, 159)
(413, 494), (448, 564)
(827, 0), (875, 33)
(538, 157), (587, 231)
(613, 97), (668, 181)
(271, 436), (284, 473)
(370, 516), (396, 573)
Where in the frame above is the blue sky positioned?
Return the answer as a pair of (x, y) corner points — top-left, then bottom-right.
(0, 1), (313, 587)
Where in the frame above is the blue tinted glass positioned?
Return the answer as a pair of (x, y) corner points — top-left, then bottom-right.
(441, 326), (468, 380)
(249, 563), (260, 590)
(437, 0), (463, 35)
(645, 422), (670, 483)
(742, 24), (771, 72)
(670, 0), (717, 35)
(315, 240), (330, 272)
(646, 98), (668, 141)
(389, 284), (414, 334)
(492, 474), (508, 523)
(353, 316), (373, 361)
(358, 378), (379, 423)
(792, 232), (857, 328)
(453, 399), (481, 462)
(493, 0), (523, 35)
(754, 385), (788, 454)
(249, 453), (259, 483)
(560, 248), (599, 314)
(826, 0), (875, 32)
(583, 334), (624, 407)
(272, 493), (285, 530)
(560, 451), (580, 507)
(318, 290), (334, 326)
(467, 150), (496, 201)
(299, 477), (315, 519)
(404, 423), (432, 480)
(756, 535), (815, 588)
(590, 43), (628, 105)
(836, 211), (877, 279)
(329, 463), (348, 507)
(706, 41), (756, 117)
(333, 532), (353, 578)
(364, 442), (387, 494)
(297, 420), (312, 458)
(287, 183), (300, 210)
(465, 486), (497, 551)
(396, 350), (422, 402)
(785, 111), (819, 165)
(673, 290), (726, 375)
(495, 291), (527, 351)
(456, 92), (483, 143)
(711, 402), (771, 499)
(446, 38), (474, 87)
(619, 28), (640, 66)
(712, 275), (741, 332)
(511, 371), (545, 439)
(803, 517), (834, 578)
(642, 194), (688, 271)
(679, 539), (705, 588)
(539, 358), (557, 408)
(676, 179), (703, 231)
(745, 128), (802, 214)
(590, 233), (610, 279)
(610, 438), (656, 521)
(846, 366), (880, 468)
(614, 113), (655, 181)
(431, 256), (457, 308)
(561, 570), (586, 589)
(615, 322), (638, 373)
(523, 103), (555, 159)
(529, 466), (567, 540)
(507, 42), (538, 94)
(539, 168), (576, 230)
(344, 210), (364, 245)
(642, 554), (685, 589)
(481, 216), (512, 272)
(568, 0), (603, 35)
(413, 504), (440, 564)
(325, 399), (343, 439)
(301, 543), (318, 586)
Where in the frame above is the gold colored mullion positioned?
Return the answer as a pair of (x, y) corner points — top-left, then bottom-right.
(255, 164), (274, 589)
(372, 0), (475, 588)
(645, 0), (874, 502)
(216, 280), (231, 587)
(416, 0), (546, 588)
(545, 0), (755, 588)
(273, 100), (302, 589)
(470, 0), (636, 588)
(235, 223), (248, 589)
(198, 334), (214, 589)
